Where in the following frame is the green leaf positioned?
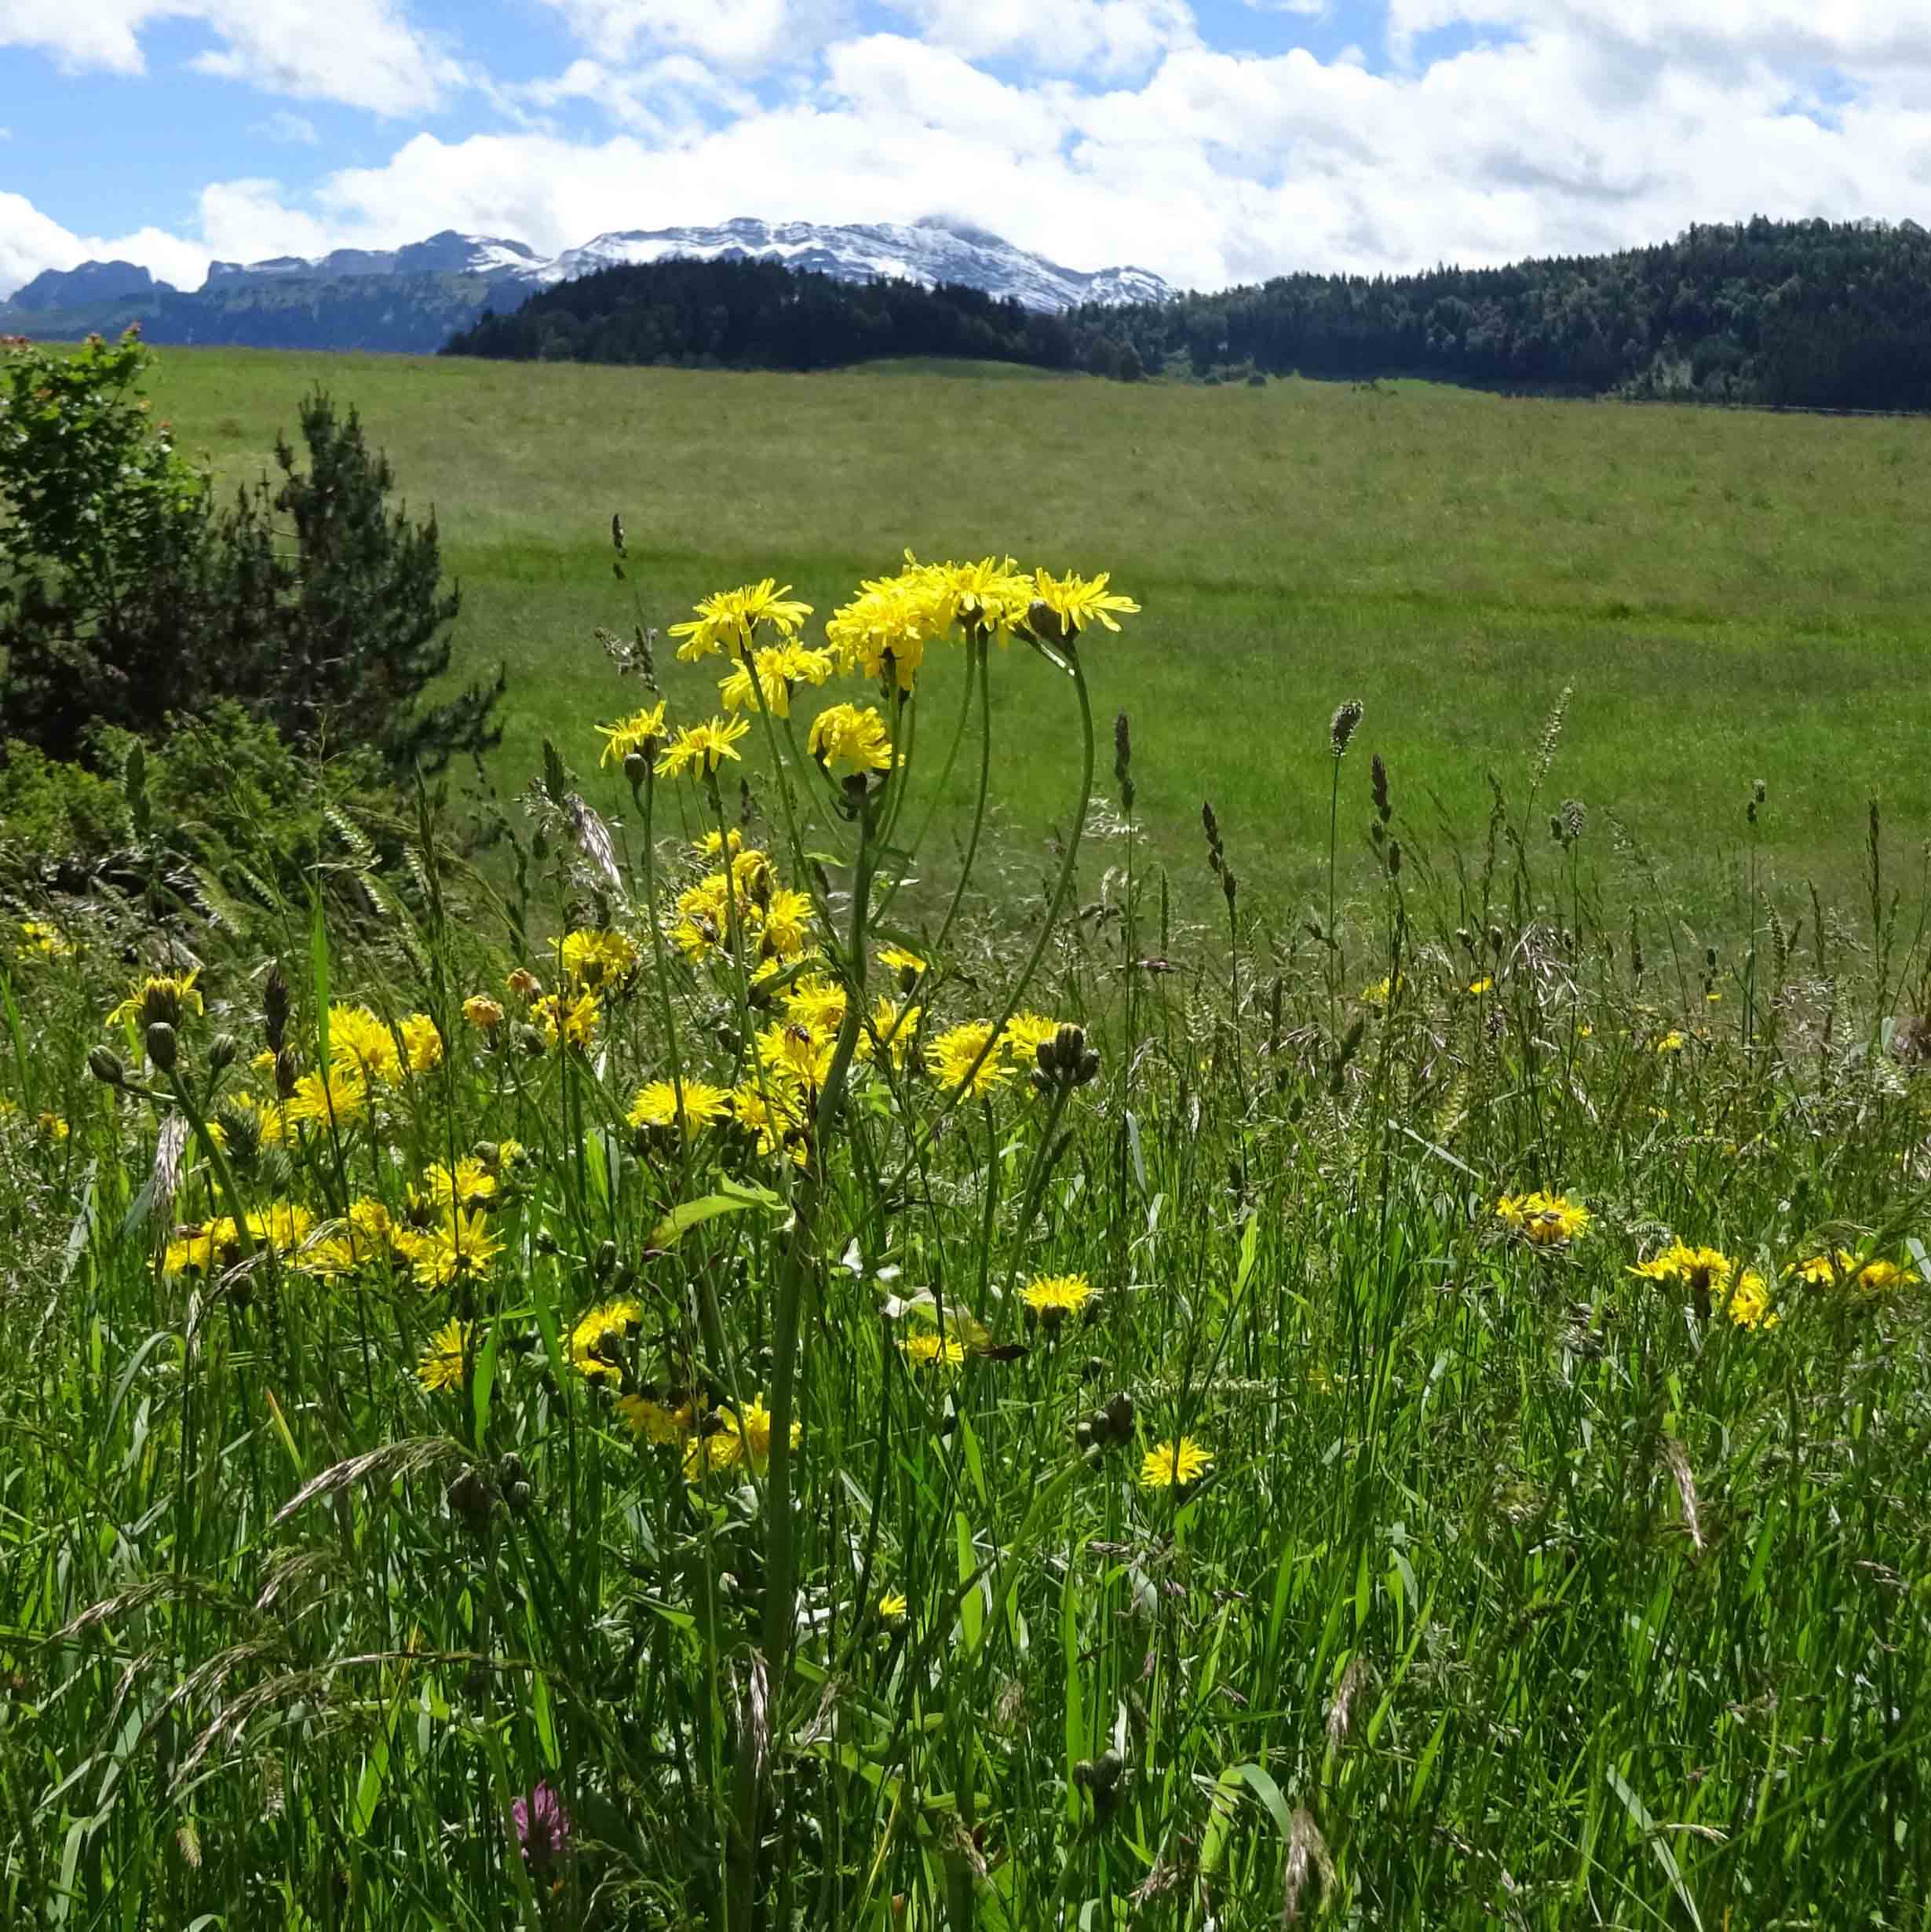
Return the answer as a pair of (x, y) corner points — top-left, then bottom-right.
(650, 1178), (786, 1247)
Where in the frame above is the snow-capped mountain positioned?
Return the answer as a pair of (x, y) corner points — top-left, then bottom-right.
(537, 218), (1171, 311)
(0, 219), (1170, 354)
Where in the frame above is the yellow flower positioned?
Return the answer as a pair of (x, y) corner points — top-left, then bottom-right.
(560, 927), (638, 992)
(932, 554), (1035, 636)
(878, 943), (927, 982)
(425, 1157), (498, 1211)
(616, 1392), (693, 1443)
(1655, 1030), (1687, 1054)
(825, 567), (944, 688)
(1361, 974), (1403, 1008)
(286, 1064), (370, 1129)
(1495, 1192), (1592, 1246)
(719, 641), (835, 718)
(878, 1590), (909, 1623)
(1631, 1241), (1776, 1327)
(808, 703), (894, 778)
(464, 994), (505, 1032)
(596, 700), (668, 767)
(1030, 568), (1139, 637)
(36, 1112), (71, 1144)
(1466, 976), (1494, 996)
(681, 1395), (800, 1481)
(626, 1079), (733, 1132)
(535, 989), (600, 1051)
(783, 974), (849, 1034)
(926, 1021), (1012, 1097)
(1139, 1437), (1213, 1492)
(760, 888), (815, 962)
(411, 1211), (504, 1289)
(669, 580), (812, 661)
(732, 1081), (808, 1164)
(571, 1299), (641, 1385)
(1021, 1272), (1094, 1329)
(400, 1013), (444, 1074)
(1002, 1012), (1061, 1067)
(862, 995), (921, 1066)
(20, 920), (74, 959)
(1791, 1249), (1910, 1295)
(327, 1005), (403, 1081)
(760, 1018), (836, 1089)
(900, 1330), (966, 1370)
(418, 1320), (472, 1393)
(656, 714), (751, 779)
(108, 968), (203, 1028)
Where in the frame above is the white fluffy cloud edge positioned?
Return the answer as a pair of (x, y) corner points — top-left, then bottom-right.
(4, 0), (1931, 301)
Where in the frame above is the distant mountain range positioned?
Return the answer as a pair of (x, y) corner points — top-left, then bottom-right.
(0, 218), (1174, 354)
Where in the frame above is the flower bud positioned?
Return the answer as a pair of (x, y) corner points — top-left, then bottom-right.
(88, 1046), (127, 1088)
(623, 749), (651, 787)
(1075, 1050), (1101, 1087)
(207, 1032), (240, 1076)
(144, 1021), (177, 1073)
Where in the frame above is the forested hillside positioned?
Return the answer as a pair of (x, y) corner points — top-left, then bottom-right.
(1091, 217), (1931, 406)
(446, 217), (1931, 408)
(441, 256), (1148, 376)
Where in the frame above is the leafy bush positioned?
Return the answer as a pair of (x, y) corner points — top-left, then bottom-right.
(0, 333), (502, 772)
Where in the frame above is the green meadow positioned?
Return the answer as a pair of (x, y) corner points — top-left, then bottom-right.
(149, 347), (1931, 911)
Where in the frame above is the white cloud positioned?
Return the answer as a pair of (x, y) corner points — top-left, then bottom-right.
(539, 0), (845, 71)
(253, 109), (320, 144)
(9, 7), (1931, 303)
(0, 1), (469, 115)
(878, 0), (1197, 75)
(0, 190), (211, 298)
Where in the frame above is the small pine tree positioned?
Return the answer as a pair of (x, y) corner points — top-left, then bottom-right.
(218, 392), (504, 772)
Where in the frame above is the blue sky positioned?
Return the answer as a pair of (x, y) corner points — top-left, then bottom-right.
(3, 0), (1926, 298)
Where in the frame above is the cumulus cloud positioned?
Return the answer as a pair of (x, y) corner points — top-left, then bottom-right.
(878, 0), (1198, 75)
(5, 4), (1929, 301)
(0, 190), (211, 298)
(538, 0), (849, 71)
(0, 0), (469, 115)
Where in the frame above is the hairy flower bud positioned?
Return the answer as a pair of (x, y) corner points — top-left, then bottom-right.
(207, 1032), (240, 1076)
(88, 1046), (126, 1088)
(144, 1021), (177, 1073)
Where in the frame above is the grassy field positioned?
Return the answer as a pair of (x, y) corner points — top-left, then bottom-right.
(147, 346), (1931, 914)
(10, 350), (1931, 1927)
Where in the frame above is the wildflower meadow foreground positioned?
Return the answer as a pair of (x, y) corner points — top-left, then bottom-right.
(5, 552), (1931, 1928)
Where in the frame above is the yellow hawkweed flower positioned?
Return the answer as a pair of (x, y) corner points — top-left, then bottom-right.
(286, 1064), (370, 1129)
(327, 1005), (403, 1081)
(418, 1320), (472, 1393)
(1361, 973), (1403, 1008)
(1791, 1249), (1911, 1295)
(425, 1157), (497, 1211)
(926, 1021), (1012, 1097)
(807, 703), (894, 778)
(878, 1590), (909, 1623)
(931, 554), (1035, 636)
(782, 974), (848, 1034)
(20, 920), (74, 959)
(1655, 1030), (1686, 1053)
(464, 994), (505, 1032)
(400, 1013), (444, 1074)
(719, 641), (835, 718)
(656, 715), (750, 779)
(618, 1393), (695, 1443)
(825, 566), (944, 688)
(410, 1211), (504, 1289)
(626, 1079), (733, 1132)
(1021, 1272), (1094, 1330)
(1139, 1437), (1213, 1492)
(37, 1112), (71, 1144)
(1030, 568), (1139, 637)
(596, 700), (668, 767)
(1002, 1012), (1061, 1066)
(108, 968), (203, 1028)
(1495, 1192), (1592, 1246)
(1630, 1241), (1776, 1328)
(571, 1299), (641, 1385)
(1466, 976), (1494, 996)
(900, 1330), (966, 1370)
(669, 580), (812, 662)
(560, 927), (638, 992)
(535, 989), (600, 1050)
(878, 943), (927, 981)
(760, 888), (815, 962)
(862, 995), (921, 1065)
(732, 1081), (808, 1164)
(760, 1018), (836, 1088)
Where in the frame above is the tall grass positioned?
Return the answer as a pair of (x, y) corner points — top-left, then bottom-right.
(4, 548), (1931, 1929)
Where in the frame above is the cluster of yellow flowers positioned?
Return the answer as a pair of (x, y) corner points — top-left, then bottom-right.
(1495, 1191), (1593, 1246)
(1630, 1241), (1775, 1328)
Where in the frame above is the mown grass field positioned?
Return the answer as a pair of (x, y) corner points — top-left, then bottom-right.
(148, 347), (1931, 911)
